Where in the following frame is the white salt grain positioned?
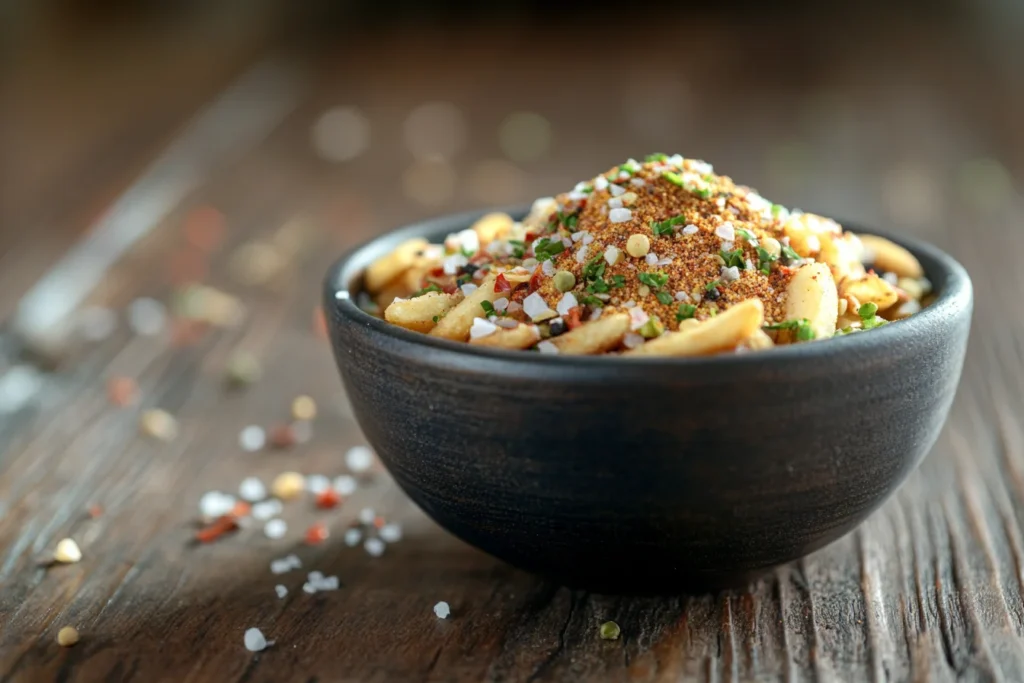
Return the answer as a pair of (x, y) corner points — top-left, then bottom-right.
(199, 491), (236, 519)
(682, 224), (699, 235)
(302, 583), (317, 594)
(365, 538), (386, 557)
(345, 445), (374, 473)
(239, 477), (266, 503)
(379, 523), (403, 543)
(264, 519), (287, 539)
(252, 499), (282, 521)
(127, 298), (167, 336)
(470, 317), (499, 340)
(244, 628), (267, 652)
(358, 507), (376, 525)
(434, 601), (451, 619)
(305, 474), (331, 494)
(460, 283), (478, 296)
(609, 208), (632, 223)
(536, 340), (559, 355)
(715, 223), (735, 241)
(333, 475), (358, 496)
(238, 426), (266, 452)
(556, 293), (578, 317)
(344, 527), (363, 547)
(275, 585), (288, 599)
(644, 253), (658, 266)
(609, 184), (625, 197)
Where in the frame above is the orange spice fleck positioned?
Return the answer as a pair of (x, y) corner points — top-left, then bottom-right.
(196, 515), (239, 543)
(107, 376), (138, 407)
(305, 522), (329, 545)
(316, 489), (341, 509)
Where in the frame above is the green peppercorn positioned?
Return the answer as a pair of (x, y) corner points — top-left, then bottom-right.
(553, 270), (576, 292)
(599, 621), (621, 640)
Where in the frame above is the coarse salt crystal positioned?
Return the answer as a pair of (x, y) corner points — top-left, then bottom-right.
(264, 519), (287, 539)
(575, 244), (589, 263)
(54, 538), (82, 564)
(589, 308), (603, 321)
(495, 318), (518, 329)
(199, 491), (236, 519)
(127, 298), (167, 336)
(316, 575), (340, 591)
(883, 272), (899, 286)
(656, 257), (672, 266)
(456, 229), (479, 255)
(460, 283), (478, 296)
(675, 291), (690, 302)
(275, 585), (288, 599)
(604, 245), (621, 265)
(571, 231), (585, 242)
(303, 582), (317, 594)
(239, 425), (266, 452)
(721, 240), (734, 253)
(619, 171), (630, 180)
(365, 538), (386, 557)
(305, 474), (331, 494)
(252, 499), (283, 521)
(745, 259), (754, 271)
(682, 224), (699, 235)
(523, 292), (555, 321)
(556, 293), (578, 316)
(716, 223), (735, 241)
(607, 197), (623, 209)
(622, 300), (636, 309)
(541, 260), (556, 277)
(567, 190), (587, 201)
(898, 299), (922, 316)
(582, 233), (594, 245)
(668, 154), (684, 167)
(379, 523), (403, 543)
(644, 253), (658, 266)
(334, 474), (357, 495)
(344, 527), (363, 546)
(470, 317), (499, 340)
(561, 237), (573, 248)
(434, 601), (451, 619)
(721, 266), (741, 282)
(623, 333), (645, 349)
(716, 198), (726, 208)
(345, 445), (374, 473)
(244, 628), (268, 652)
(308, 570), (323, 582)
(609, 184), (626, 197)
(629, 307), (649, 330)
(630, 177), (645, 187)
(358, 507), (376, 525)
(442, 254), (468, 275)
(537, 340), (559, 355)
(506, 300), (524, 313)
(609, 208), (632, 223)
(239, 477), (266, 502)
(493, 297), (509, 312)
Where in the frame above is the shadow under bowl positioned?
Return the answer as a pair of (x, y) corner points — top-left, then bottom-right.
(323, 207), (973, 594)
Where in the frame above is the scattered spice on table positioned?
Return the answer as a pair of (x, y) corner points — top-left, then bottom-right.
(140, 409), (178, 441)
(316, 488), (341, 509)
(291, 395), (317, 421)
(238, 425), (267, 452)
(304, 522), (329, 545)
(269, 424), (296, 449)
(434, 601), (451, 619)
(345, 445), (374, 473)
(57, 626), (80, 647)
(264, 519), (287, 540)
(271, 472), (305, 500)
(196, 515), (240, 543)
(599, 621), (621, 640)
(244, 627), (269, 652)
(53, 538), (82, 564)
(224, 351), (262, 388)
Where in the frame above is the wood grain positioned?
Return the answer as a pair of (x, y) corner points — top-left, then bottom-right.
(1, 11), (1023, 683)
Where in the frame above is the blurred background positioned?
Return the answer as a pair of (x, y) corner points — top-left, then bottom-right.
(0, 0), (1022, 358)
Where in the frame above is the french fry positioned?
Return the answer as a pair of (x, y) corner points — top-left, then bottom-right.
(365, 238), (429, 294)
(625, 299), (764, 357)
(384, 291), (462, 333)
(470, 323), (540, 349)
(429, 272), (530, 341)
(550, 312), (630, 355)
(785, 262), (838, 340)
(840, 273), (899, 311)
(857, 234), (924, 279)
(471, 213), (515, 245)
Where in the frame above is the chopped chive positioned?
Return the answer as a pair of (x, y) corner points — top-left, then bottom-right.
(579, 295), (605, 307)
(610, 275), (626, 288)
(582, 255), (606, 282)
(676, 303), (697, 321)
(637, 272), (669, 289)
(662, 171), (684, 187)
(655, 291), (674, 305)
(736, 228), (757, 243)
(650, 215), (687, 236)
(720, 248), (745, 269)
(411, 283), (442, 297)
(780, 245), (802, 263)
(705, 280), (721, 291)
(508, 239), (526, 259)
(480, 301), (496, 316)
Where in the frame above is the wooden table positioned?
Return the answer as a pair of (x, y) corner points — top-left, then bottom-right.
(2, 12), (1024, 682)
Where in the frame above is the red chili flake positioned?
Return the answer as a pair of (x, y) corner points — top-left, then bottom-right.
(566, 307), (583, 330)
(88, 504), (104, 519)
(523, 233), (537, 244)
(269, 424), (296, 449)
(429, 267), (446, 277)
(441, 283), (458, 295)
(528, 270), (543, 293)
(316, 489), (341, 509)
(494, 273), (511, 293)
(196, 515), (239, 543)
(231, 501), (252, 517)
(107, 376), (138, 407)
(305, 522), (329, 545)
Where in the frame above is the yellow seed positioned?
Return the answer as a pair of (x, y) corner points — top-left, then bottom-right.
(291, 395), (317, 422)
(57, 626), (79, 647)
(626, 234), (650, 258)
(140, 409), (178, 442)
(271, 472), (305, 500)
(54, 538), (82, 564)
(637, 285), (650, 298)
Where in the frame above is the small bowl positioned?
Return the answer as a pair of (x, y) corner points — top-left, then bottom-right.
(323, 207), (972, 593)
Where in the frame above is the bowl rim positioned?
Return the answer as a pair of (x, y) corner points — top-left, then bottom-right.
(324, 205), (973, 367)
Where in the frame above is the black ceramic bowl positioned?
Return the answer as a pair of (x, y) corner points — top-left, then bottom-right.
(324, 207), (972, 593)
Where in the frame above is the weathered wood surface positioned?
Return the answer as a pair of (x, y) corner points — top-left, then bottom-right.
(1, 12), (1024, 683)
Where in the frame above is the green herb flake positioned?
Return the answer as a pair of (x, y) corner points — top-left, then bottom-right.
(610, 275), (626, 288)
(587, 277), (610, 294)
(480, 301), (496, 316)
(676, 303), (697, 322)
(582, 255), (606, 282)
(756, 246), (778, 275)
(662, 171), (685, 187)
(638, 272), (669, 289)
(638, 317), (665, 339)
(651, 215), (687, 236)
(655, 291), (674, 305)
(411, 283), (442, 298)
(780, 245), (802, 263)
(720, 248), (745, 269)
(736, 228), (757, 243)
(858, 302), (879, 320)
(431, 315), (440, 323)
(705, 280), (721, 291)
(771, 204), (786, 218)
(579, 295), (605, 308)
(534, 238), (567, 262)
(508, 239), (526, 259)
(645, 153), (669, 163)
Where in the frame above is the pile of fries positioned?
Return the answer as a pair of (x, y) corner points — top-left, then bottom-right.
(360, 156), (931, 357)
